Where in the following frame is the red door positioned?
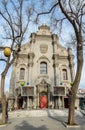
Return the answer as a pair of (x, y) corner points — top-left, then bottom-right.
(40, 95), (48, 108)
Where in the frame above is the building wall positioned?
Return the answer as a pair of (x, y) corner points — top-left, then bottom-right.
(0, 82), (1, 98)
(9, 25), (75, 109)
(32, 35), (54, 86)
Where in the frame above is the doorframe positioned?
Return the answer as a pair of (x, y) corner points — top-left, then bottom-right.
(36, 79), (50, 109)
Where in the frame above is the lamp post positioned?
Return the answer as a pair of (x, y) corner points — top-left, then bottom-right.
(0, 44), (21, 58)
(0, 44), (21, 123)
(4, 47), (11, 57)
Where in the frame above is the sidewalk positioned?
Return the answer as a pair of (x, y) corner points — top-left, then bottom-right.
(0, 115), (85, 130)
(0, 109), (84, 119)
(80, 109), (85, 116)
(7, 109), (83, 119)
(0, 109), (85, 130)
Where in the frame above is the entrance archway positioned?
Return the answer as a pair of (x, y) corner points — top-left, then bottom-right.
(36, 79), (50, 109)
(39, 91), (48, 108)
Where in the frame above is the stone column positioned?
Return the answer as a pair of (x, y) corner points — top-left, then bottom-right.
(68, 48), (74, 82)
(58, 96), (62, 109)
(36, 85), (39, 109)
(29, 66), (32, 85)
(52, 34), (59, 86)
(52, 34), (58, 86)
(31, 33), (36, 44)
(29, 97), (33, 109)
(55, 96), (58, 109)
(62, 96), (64, 109)
(37, 86), (39, 109)
(47, 86), (50, 108)
(28, 52), (35, 85)
(33, 87), (37, 109)
(27, 96), (29, 109)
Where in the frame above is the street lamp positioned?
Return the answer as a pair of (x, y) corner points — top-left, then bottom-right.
(4, 47), (11, 57)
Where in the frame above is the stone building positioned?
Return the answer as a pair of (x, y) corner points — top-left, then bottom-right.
(0, 82), (1, 99)
(9, 25), (75, 110)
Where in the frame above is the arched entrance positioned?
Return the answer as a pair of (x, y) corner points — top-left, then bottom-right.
(40, 91), (48, 108)
(36, 79), (50, 109)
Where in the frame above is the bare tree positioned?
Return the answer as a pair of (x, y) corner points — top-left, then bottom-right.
(36, 0), (85, 125)
(0, 0), (34, 124)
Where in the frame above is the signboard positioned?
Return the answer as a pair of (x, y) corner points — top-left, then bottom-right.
(53, 86), (66, 96)
(21, 86), (34, 96)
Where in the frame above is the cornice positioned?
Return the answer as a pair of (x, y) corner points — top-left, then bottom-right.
(18, 53), (28, 58)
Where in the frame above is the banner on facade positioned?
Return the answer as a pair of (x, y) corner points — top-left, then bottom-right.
(21, 86), (34, 96)
(53, 86), (66, 96)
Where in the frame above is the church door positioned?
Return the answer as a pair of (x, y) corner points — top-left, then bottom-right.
(39, 92), (48, 108)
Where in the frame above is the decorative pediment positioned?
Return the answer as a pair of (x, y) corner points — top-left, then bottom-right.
(38, 79), (50, 86)
(40, 79), (47, 85)
(37, 24), (51, 36)
(38, 55), (50, 63)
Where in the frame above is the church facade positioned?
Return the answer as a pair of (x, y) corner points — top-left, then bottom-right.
(9, 25), (75, 110)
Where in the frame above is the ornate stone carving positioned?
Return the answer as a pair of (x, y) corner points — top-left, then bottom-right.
(31, 33), (36, 43)
(28, 52), (35, 67)
(52, 34), (59, 44)
(40, 44), (48, 53)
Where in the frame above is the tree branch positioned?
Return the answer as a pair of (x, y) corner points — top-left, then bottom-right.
(58, 0), (79, 37)
(0, 58), (7, 63)
(58, 0), (73, 25)
(36, 2), (59, 19)
(0, 46), (11, 50)
(0, 10), (15, 40)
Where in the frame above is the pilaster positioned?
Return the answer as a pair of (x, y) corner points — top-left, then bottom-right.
(68, 48), (74, 82)
(28, 52), (35, 85)
(30, 33), (36, 43)
(52, 34), (59, 86)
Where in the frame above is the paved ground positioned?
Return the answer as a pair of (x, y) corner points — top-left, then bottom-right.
(0, 109), (85, 130)
(0, 116), (85, 130)
(6, 109), (84, 118)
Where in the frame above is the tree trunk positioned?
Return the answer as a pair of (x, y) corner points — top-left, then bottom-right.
(68, 95), (76, 125)
(1, 74), (7, 124)
(66, 29), (83, 125)
(68, 54), (83, 125)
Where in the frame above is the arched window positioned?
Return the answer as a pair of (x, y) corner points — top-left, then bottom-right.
(62, 69), (68, 80)
(40, 62), (47, 74)
(19, 68), (25, 80)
